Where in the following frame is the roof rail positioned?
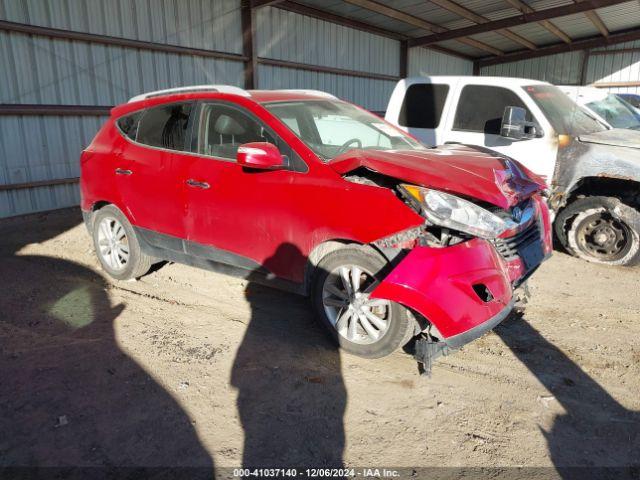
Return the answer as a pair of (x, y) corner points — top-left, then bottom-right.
(128, 85), (250, 103)
(277, 89), (338, 99)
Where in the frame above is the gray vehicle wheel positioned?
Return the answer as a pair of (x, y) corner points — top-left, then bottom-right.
(92, 205), (153, 280)
(311, 247), (414, 358)
(564, 196), (640, 266)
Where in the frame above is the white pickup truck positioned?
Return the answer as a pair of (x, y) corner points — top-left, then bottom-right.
(385, 76), (640, 266)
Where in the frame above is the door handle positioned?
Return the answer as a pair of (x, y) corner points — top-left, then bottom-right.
(186, 179), (210, 189)
(115, 168), (133, 175)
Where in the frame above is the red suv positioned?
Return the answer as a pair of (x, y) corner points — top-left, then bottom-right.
(80, 85), (552, 359)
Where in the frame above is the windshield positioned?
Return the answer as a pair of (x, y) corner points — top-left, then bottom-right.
(523, 84), (607, 136)
(586, 94), (640, 130)
(265, 100), (427, 161)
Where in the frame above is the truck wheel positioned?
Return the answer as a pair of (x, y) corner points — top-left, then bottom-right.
(92, 205), (153, 280)
(311, 247), (413, 358)
(564, 196), (640, 266)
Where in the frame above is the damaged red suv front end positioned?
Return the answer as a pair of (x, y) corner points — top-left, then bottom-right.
(327, 145), (552, 351)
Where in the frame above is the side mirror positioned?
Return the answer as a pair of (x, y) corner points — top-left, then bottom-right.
(500, 106), (543, 140)
(237, 142), (285, 170)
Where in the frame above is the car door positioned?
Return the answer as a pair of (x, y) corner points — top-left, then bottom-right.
(444, 84), (557, 183)
(175, 101), (305, 281)
(115, 102), (194, 239)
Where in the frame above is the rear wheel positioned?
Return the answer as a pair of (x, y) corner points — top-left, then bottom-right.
(311, 247), (413, 358)
(560, 196), (640, 266)
(92, 205), (153, 280)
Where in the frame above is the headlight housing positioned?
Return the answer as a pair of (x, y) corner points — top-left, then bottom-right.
(400, 184), (510, 239)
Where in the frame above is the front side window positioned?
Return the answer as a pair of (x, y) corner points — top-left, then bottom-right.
(453, 85), (532, 135)
(586, 94), (640, 130)
(265, 100), (427, 161)
(136, 102), (193, 151)
(398, 83), (450, 128)
(197, 103), (276, 160)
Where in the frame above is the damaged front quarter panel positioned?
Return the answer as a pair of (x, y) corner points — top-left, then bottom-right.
(551, 135), (640, 209)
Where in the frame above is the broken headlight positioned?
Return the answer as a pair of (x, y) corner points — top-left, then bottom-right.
(400, 185), (510, 239)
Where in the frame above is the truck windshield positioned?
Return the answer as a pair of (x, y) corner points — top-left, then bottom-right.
(265, 100), (427, 161)
(586, 94), (640, 130)
(523, 85), (607, 136)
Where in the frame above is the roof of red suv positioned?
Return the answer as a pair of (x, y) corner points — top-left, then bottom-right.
(111, 86), (338, 117)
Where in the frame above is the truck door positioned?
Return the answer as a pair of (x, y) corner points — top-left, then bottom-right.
(443, 84), (557, 184)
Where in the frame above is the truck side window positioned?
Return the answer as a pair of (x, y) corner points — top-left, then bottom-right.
(398, 84), (449, 128)
(453, 85), (531, 135)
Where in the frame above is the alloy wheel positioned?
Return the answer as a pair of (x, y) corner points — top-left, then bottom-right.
(97, 216), (130, 271)
(321, 265), (391, 345)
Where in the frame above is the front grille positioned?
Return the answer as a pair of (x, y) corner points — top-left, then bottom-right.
(493, 221), (540, 261)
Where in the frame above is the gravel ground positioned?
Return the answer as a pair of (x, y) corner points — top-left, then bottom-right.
(0, 208), (638, 477)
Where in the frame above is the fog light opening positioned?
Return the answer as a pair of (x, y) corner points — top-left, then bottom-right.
(472, 284), (494, 303)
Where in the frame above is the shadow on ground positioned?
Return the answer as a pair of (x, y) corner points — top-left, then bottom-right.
(496, 313), (639, 479)
(0, 210), (213, 478)
(232, 243), (346, 468)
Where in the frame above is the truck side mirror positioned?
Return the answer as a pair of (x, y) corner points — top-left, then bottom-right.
(501, 106), (543, 140)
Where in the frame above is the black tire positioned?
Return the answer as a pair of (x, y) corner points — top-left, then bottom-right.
(560, 196), (640, 266)
(92, 205), (153, 280)
(311, 247), (413, 358)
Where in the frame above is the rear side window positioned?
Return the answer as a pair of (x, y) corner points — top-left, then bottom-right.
(453, 85), (531, 134)
(398, 84), (449, 128)
(136, 102), (193, 151)
(116, 111), (143, 141)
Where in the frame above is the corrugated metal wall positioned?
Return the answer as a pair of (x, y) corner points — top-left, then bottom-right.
(586, 41), (640, 94)
(408, 48), (473, 77)
(479, 51), (585, 85)
(0, 0), (472, 218)
(0, 0), (243, 217)
(254, 7), (400, 112)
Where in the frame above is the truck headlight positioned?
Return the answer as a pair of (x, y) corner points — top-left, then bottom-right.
(400, 185), (509, 239)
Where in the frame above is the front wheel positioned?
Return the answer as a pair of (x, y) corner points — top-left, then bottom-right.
(562, 196), (640, 266)
(311, 247), (414, 358)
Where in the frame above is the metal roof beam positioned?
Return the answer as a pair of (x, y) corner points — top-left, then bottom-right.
(409, 0), (627, 47)
(476, 26), (640, 67)
(341, 0), (504, 55)
(502, 0), (573, 43)
(429, 0), (536, 50)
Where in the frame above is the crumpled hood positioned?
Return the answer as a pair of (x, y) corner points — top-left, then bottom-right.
(328, 145), (545, 209)
(579, 128), (640, 149)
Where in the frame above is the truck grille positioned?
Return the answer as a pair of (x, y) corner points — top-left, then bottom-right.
(492, 221), (540, 261)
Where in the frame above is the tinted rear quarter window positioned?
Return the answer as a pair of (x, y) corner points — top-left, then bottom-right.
(398, 84), (449, 128)
(117, 111), (143, 141)
(453, 85), (531, 134)
(136, 102), (193, 151)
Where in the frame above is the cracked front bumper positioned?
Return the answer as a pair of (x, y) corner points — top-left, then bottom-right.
(369, 238), (516, 347)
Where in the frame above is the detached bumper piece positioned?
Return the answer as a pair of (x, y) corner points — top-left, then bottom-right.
(370, 238), (514, 348)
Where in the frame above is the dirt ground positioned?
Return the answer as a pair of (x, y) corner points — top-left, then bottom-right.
(1, 208), (639, 477)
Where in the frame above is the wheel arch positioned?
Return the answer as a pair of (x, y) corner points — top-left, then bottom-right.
(303, 239), (388, 296)
(566, 176), (640, 207)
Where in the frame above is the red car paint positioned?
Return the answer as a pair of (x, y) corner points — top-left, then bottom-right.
(81, 89), (551, 347)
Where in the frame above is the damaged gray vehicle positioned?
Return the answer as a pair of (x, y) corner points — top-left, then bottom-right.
(518, 85), (640, 266)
